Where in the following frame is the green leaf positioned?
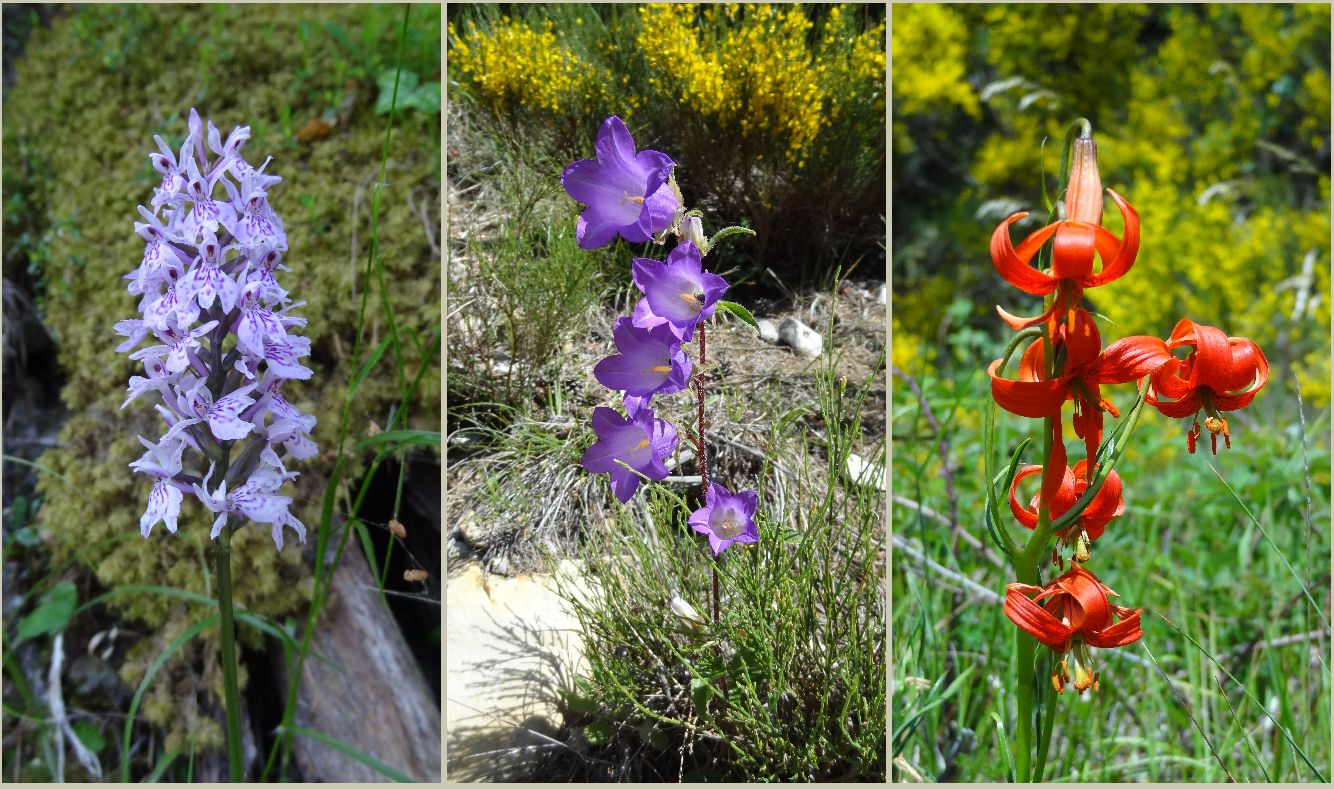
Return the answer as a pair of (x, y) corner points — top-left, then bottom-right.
(17, 581), (77, 643)
(375, 69), (418, 114)
(715, 300), (759, 332)
(286, 726), (416, 782)
(584, 721), (612, 746)
(72, 720), (106, 753)
(354, 429), (441, 452)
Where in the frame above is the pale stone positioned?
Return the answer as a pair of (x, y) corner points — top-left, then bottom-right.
(446, 560), (590, 781)
(755, 317), (780, 344)
(846, 452), (886, 491)
(778, 318), (823, 358)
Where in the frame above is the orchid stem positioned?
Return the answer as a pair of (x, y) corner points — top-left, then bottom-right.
(215, 516), (244, 781)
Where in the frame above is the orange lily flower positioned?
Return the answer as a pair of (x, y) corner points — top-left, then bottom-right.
(990, 188), (1140, 333)
(1148, 318), (1269, 454)
(1009, 460), (1124, 563)
(1003, 564), (1143, 693)
(988, 310), (1170, 503)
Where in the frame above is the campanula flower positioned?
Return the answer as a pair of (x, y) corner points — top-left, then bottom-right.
(593, 317), (691, 399)
(1003, 564), (1143, 693)
(560, 115), (678, 249)
(1147, 318), (1269, 453)
(687, 483), (759, 556)
(631, 241), (729, 341)
(581, 406), (678, 503)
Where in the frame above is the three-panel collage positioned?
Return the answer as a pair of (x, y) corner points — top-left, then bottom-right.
(0, 2), (1327, 784)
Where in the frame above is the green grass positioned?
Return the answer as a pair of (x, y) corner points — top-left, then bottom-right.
(892, 330), (1331, 781)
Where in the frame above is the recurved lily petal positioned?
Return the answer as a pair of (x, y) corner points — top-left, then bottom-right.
(1003, 564), (1142, 692)
(1148, 318), (1269, 453)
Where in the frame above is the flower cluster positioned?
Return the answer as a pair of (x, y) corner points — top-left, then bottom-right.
(563, 115), (758, 556)
(989, 132), (1269, 693)
(117, 109), (315, 551)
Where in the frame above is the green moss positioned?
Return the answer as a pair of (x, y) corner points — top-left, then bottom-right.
(8, 4), (439, 748)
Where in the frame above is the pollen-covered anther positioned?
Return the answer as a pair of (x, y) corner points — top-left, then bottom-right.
(624, 192), (645, 206)
(1098, 397), (1121, 418)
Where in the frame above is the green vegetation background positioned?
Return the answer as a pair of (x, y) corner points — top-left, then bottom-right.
(892, 4), (1331, 781)
(3, 3), (440, 762)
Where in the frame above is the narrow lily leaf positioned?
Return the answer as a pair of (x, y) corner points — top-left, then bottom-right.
(715, 300), (760, 332)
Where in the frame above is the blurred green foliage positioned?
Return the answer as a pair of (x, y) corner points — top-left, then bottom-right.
(4, 4), (439, 755)
(892, 4), (1330, 405)
(448, 2), (885, 287)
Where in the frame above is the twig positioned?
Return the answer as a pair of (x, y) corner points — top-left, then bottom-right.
(1223, 628), (1329, 660)
(892, 535), (1002, 604)
(45, 633), (103, 781)
(1140, 641), (1236, 782)
(891, 367), (962, 540)
(893, 494), (1004, 569)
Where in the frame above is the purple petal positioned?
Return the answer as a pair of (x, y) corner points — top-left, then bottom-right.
(609, 464), (640, 503)
(635, 182), (678, 241)
(575, 210), (620, 250)
(140, 480), (183, 537)
(594, 116), (642, 178)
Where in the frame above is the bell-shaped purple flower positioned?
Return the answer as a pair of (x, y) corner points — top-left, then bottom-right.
(631, 241), (729, 341)
(593, 317), (691, 398)
(688, 483), (759, 556)
(561, 115), (678, 249)
(582, 406), (678, 503)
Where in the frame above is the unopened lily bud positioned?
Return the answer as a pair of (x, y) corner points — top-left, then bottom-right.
(1066, 136), (1103, 226)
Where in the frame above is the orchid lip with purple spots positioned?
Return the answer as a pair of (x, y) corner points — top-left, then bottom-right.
(560, 116), (678, 249)
(581, 406), (678, 503)
(631, 241), (729, 341)
(593, 317), (691, 398)
(688, 483), (760, 556)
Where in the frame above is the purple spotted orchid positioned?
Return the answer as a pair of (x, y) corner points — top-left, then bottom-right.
(117, 108), (315, 551)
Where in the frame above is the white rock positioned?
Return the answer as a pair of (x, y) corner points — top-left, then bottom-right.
(845, 452), (886, 491)
(755, 318), (780, 344)
(778, 318), (823, 358)
(446, 560), (592, 781)
(874, 283), (886, 306)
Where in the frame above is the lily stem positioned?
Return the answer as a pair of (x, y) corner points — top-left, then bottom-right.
(216, 515), (244, 781)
